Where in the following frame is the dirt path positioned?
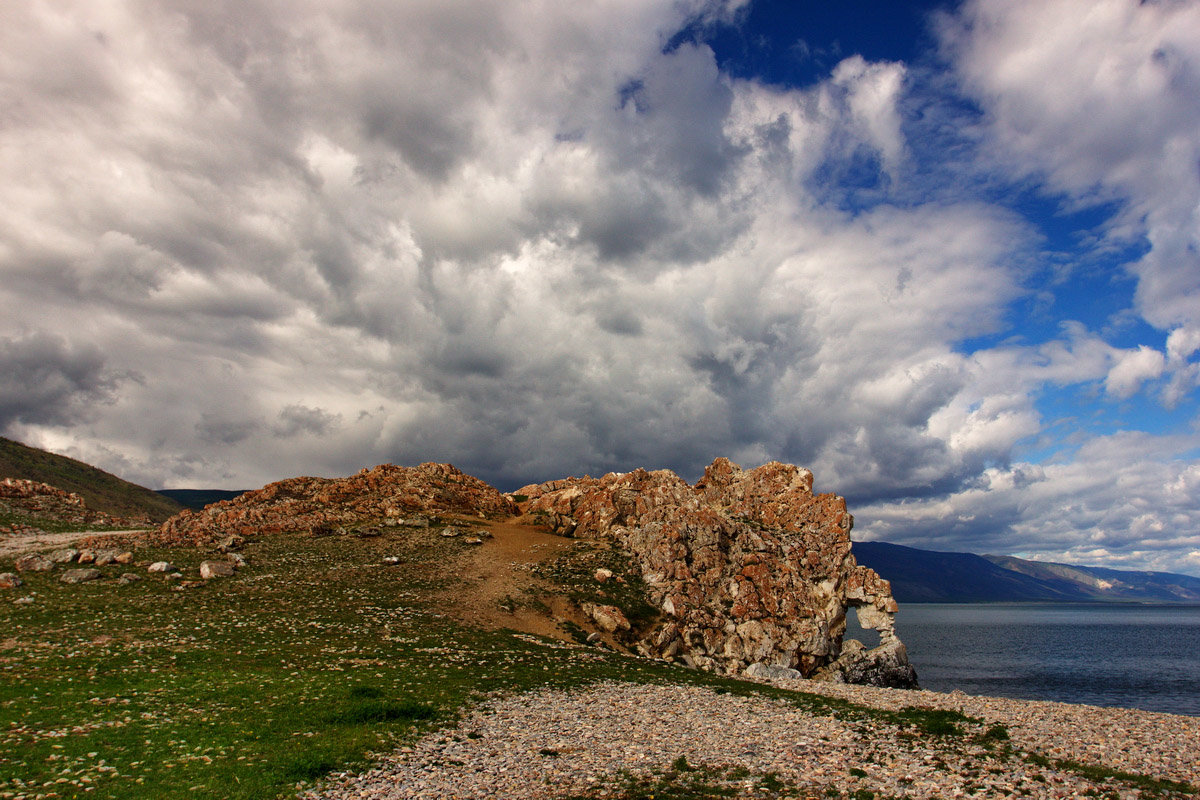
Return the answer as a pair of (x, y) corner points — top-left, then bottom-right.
(0, 529), (146, 557)
(434, 519), (576, 639)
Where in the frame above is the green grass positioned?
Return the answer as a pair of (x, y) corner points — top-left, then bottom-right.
(3, 521), (1196, 800)
(0, 523), (778, 799)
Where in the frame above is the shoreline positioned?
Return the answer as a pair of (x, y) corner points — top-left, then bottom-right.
(307, 677), (1200, 799)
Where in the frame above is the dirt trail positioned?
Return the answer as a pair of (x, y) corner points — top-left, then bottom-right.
(0, 529), (146, 557)
(435, 519), (576, 639)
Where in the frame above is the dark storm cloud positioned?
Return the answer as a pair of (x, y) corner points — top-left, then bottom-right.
(0, 333), (127, 429)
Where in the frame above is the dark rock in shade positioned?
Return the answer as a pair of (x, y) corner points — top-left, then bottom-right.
(118, 572), (142, 584)
(14, 554), (54, 573)
(813, 638), (920, 689)
(60, 568), (102, 584)
(0, 572), (22, 588)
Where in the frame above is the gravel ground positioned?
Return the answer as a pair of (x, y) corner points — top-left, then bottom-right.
(305, 679), (1200, 799)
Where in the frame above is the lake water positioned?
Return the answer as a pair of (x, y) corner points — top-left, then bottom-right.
(845, 603), (1200, 716)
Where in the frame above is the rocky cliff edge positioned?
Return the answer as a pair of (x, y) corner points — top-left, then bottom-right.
(514, 457), (917, 687)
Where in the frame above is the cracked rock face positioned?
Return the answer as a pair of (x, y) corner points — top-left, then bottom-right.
(515, 457), (918, 688)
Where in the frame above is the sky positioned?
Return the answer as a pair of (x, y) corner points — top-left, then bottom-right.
(2, 0), (1199, 576)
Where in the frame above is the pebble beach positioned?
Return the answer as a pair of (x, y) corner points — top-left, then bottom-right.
(306, 678), (1200, 799)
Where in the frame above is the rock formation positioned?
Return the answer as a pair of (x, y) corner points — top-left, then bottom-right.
(150, 457), (916, 688)
(514, 457), (917, 688)
(152, 462), (516, 547)
(0, 477), (147, 531)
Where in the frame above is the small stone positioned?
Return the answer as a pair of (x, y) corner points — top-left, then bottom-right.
(93, 550), (118, 566)
(147, 561), (174, 573)
(76, 549), (96, 564)
(14, 554), (54, 573)
(0, 572), (22, 589)
(13, 596), (33, 605)
(165, 572), (183, 580)
(60, 568), (103, 584)
(441, 528), (460, 538)
(594, 568), (614, 583)
(114, 551), (135, 564)
(382, 556), (402, 565)
(227, 552), (247, 568)
(199, 560), (235, 579)
(118, 573), (142, 584)
(464, 537), (484, 545)
(217, 534), (245, 553)
(49, 548), (80, 564)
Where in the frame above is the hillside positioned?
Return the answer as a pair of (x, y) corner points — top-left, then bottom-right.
(0, 436), (182, 522)
(853, 541), (1200, 603)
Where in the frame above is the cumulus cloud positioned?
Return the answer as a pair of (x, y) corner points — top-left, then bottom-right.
(0, 0), (1197, 573)
(941, 0), (1200, 375)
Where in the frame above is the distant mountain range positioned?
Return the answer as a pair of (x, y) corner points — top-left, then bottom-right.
(156, 489), (248, 510)
(853, 540), (1200, 604)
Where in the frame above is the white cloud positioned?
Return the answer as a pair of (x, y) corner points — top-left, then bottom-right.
(0, 0), (1197, 574)
(942, 0), (1200, 374)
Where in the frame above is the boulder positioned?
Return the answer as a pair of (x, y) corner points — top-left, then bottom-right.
(14, 554), (54, 573)
(594, 568), (614, 583)
(114, 551), (135, 564)
(147, 561), (174, 573)
(0, 572), (22, 589)
(583, 602), (632, 633)
(49, 548), (80, 564)
(76, 549), (96, 564)
(199, 560), (235, 579)
(93, 550), (119, 566)
(60, 568), (102, 584)
(744, 663), (803, 680)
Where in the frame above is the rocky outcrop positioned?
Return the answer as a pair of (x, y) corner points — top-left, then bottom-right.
(0, 477), (148, 531)
(152, 463), (516, 547)
(514, 457), (917, 688)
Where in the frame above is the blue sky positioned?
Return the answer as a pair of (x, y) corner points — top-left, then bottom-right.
(1, 0), (1198, 575)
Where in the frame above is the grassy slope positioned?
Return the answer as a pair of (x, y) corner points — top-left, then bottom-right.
(0, 437), (182, 522)
(2, 520), (1194, 800)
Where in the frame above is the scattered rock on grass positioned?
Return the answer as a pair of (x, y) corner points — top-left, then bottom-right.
(0, 572), (22, 588)
(199, 560), (235, 579)
(60, 568), (102, 584)
(227, 552), (247, 568)
(49, 548), (80, 563)
(118, 573), (141, 584)
(464, 537), (484, 545)
(147, 561), (174, 573)
(114, 551), (134, 564)
(15, 554), (54, 573)
(594, 568), (613, 583)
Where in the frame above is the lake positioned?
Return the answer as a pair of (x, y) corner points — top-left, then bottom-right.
(846, 603), (1200, 716)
